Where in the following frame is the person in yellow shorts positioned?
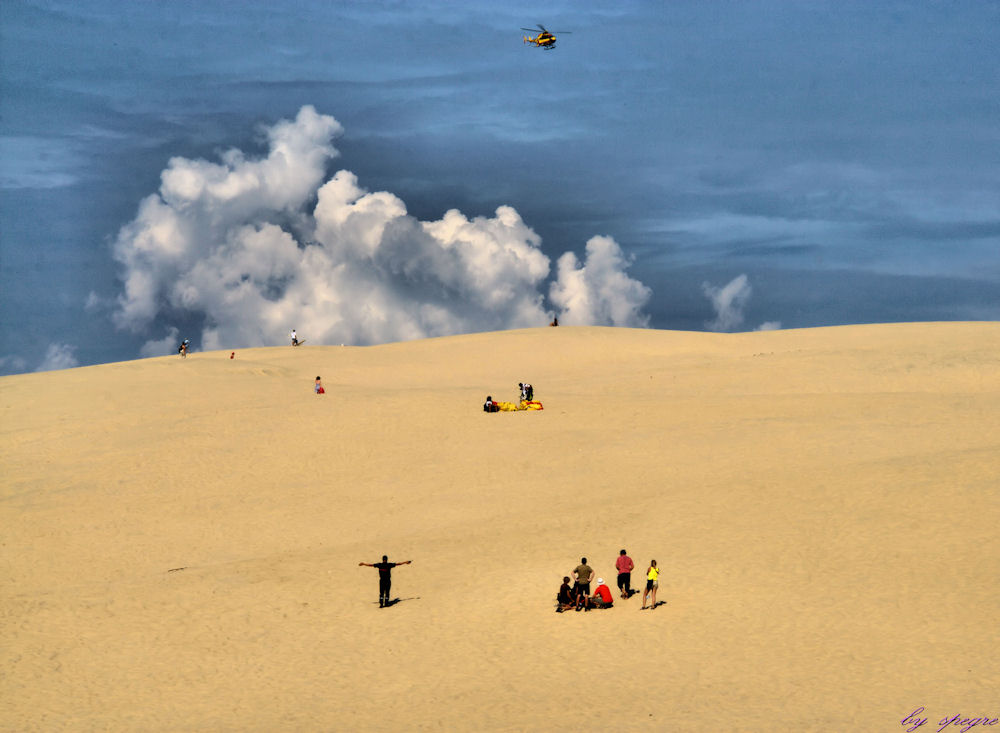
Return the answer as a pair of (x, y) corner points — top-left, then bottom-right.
(642, 559), (660, 610)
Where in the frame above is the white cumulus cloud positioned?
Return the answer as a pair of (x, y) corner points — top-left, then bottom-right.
(139, 327), (181, 358)
(702, 274), (781, 332)
(549, 236), (651, 327)
(702, 274), (752, 332)
(35, 343), (79, 372)
(111, 106), (652, 352)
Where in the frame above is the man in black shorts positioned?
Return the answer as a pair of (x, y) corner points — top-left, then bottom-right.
(359, 555), (412, 607)
(615, 548), (635, 600)
(573, 557), (595, 611)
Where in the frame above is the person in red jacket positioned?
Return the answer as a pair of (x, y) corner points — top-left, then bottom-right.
(591, 578), (614, 608)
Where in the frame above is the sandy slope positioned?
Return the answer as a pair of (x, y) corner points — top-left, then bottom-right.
(2, 323), (998, 732)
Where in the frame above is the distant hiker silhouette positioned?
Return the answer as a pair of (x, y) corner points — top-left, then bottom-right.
(359, 555), (411, 608)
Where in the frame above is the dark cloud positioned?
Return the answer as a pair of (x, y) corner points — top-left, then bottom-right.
(1, 1), (998, 373)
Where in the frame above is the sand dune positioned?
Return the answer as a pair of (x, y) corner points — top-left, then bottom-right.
(2, 323), (998, 732)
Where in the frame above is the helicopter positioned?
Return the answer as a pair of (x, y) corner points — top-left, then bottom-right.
(521, 24), (570, 49)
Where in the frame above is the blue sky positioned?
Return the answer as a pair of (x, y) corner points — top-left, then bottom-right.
(2, 0), (998, 373)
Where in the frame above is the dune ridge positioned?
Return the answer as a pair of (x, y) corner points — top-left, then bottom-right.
(2, 323), (998, 732)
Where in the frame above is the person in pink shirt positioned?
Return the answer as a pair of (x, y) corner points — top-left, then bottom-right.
(615, 549), (635, 600)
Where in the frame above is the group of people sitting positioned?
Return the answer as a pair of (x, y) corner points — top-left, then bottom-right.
(556, 551), (661, 612)
(557, 571), (614, 612)
(483, 382), (538, 412)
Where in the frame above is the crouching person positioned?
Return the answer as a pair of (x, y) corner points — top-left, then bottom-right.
(556, 576), (575, 612)
(591, 578), (614, 609)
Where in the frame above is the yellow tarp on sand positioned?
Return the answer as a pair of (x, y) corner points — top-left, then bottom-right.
(496, 400), (543, 411)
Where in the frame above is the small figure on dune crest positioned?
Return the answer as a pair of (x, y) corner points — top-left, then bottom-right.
(550, 316), (558, 327)
(178, 339), (189, 358)
(359, 555), (411, 608)
(315, 376), (325, 394)
(290, 329), (299, 346)
(642, 559), (659, 610)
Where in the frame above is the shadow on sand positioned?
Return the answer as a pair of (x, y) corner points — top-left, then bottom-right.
(378, 597), (420, 608)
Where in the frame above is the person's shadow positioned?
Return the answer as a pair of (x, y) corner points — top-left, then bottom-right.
(379, 597), (420, 608)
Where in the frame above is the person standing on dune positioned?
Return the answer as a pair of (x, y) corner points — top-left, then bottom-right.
(615, 549), (634, 600)
(642, 559), (660, 610)
(359, 555), (411, 608)
(573, 557), (595, 611)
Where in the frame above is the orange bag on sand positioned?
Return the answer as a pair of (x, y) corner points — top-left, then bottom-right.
(316, 387), (325, 394)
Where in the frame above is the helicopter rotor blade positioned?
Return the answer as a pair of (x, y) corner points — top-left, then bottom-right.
(520, 23), (570, 36)
(524, 24), (571, 34)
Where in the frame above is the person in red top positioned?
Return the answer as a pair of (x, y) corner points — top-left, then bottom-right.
(591, 578), (614, 609)
(615, 549), (635, 599)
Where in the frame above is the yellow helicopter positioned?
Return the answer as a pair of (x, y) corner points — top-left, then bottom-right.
(521, 24), (570, 49)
